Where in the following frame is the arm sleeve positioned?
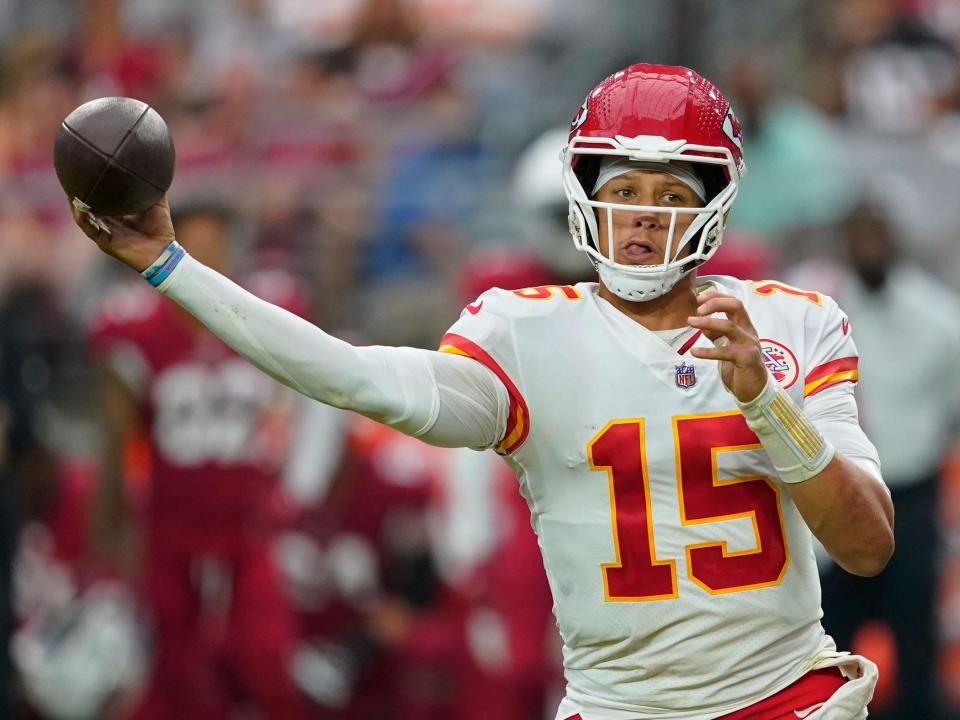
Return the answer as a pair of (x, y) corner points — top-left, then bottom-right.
(157, 255), (509, 449)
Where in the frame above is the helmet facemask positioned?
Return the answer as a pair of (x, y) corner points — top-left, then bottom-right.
(562, 135), (740, 302)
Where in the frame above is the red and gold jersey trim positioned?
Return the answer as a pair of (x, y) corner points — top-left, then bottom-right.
(804, 356), (859, 398)
(438, 333), (530, 454)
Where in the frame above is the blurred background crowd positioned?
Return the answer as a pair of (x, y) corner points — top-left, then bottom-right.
(1, 0), (960, 718)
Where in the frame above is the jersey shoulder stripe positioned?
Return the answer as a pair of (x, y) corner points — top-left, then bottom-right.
(804, 356), (859, 397)
(439, 332), (530, 454)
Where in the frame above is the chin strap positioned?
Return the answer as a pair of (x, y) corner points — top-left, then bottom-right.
(597, 262), (689, 302)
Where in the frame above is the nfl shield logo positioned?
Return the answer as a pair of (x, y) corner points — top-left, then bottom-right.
(675, 362), (697, 389)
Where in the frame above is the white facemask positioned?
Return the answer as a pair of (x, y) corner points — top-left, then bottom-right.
(561, 136), (740, 303)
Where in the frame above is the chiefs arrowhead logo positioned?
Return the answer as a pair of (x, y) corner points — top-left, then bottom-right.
(722, 107), (744, 154)
(759, 339), (799, 389)
(569, 98), (589, 139)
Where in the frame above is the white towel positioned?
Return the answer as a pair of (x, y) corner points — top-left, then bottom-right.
(802, 651), (878, 720)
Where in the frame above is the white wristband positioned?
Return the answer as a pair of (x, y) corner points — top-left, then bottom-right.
(737, 373), (835, 484)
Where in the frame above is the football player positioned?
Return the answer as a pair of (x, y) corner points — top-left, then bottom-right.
(72, 65), (893, 720)
(87, 203), (310, 720)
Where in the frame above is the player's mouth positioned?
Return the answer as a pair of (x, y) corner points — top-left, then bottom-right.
(619, 238), (659, 264)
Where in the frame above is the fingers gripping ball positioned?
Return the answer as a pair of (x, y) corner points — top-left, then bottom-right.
(54, 97), (175, 216)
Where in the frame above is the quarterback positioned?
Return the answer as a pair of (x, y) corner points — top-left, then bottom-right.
(71, 65), (893, 720)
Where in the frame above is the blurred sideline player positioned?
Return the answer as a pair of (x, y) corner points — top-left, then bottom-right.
(286, 384), (556, 718)
(511, 126), (595, 285)
(280, 412), (441, 718)
(787, 198), (960, 719)
(11, 456), (148, 720)
(87, 204), (309, 720)
(73, 65), (893, 720)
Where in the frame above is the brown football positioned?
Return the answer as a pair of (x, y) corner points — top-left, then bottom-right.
(54, 97), (175, 216)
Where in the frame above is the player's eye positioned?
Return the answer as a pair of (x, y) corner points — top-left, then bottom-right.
(660, 191), (686, 205)
(614, 187), (634, 199)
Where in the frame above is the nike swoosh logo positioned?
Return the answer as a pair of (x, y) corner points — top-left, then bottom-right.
(466, 301), (483, 315)
(841, 318), (850, 335)
(794, 702), (824, 718)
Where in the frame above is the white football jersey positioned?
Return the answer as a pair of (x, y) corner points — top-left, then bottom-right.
(440, 276), (867, 719)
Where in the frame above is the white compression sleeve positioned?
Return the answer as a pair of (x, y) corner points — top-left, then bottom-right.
(426, 348), (510, 449)
(156, 255), (508, 448)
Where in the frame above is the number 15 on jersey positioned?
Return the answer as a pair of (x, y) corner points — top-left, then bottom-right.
(588, 412), (790, 601)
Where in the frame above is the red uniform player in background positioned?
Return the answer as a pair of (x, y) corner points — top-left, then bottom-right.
(87, 203), (310, 720)
(285, 410), (558, 720)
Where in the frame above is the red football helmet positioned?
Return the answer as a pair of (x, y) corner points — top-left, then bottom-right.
(561, 64), (746, 301)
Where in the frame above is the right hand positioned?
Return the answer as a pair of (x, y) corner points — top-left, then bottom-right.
(70, 196), (176, 272)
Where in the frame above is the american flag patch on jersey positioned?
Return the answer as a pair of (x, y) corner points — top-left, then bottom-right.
(675, 362), (697, 388)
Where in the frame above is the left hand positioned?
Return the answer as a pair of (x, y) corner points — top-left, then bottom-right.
(687, 290), (769, 403)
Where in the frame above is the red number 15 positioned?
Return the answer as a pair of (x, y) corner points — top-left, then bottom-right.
(588, 412), (789, 601)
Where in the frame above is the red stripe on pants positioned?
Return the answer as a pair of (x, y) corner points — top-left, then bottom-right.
(717, 667), (847, 719)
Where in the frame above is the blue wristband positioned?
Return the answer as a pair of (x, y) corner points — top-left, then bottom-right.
(141, 241), (186, 287)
